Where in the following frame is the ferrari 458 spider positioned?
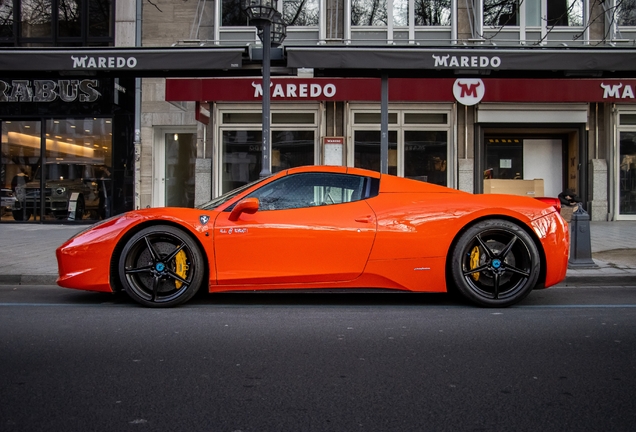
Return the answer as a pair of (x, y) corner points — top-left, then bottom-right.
(56, 166), (569, 308)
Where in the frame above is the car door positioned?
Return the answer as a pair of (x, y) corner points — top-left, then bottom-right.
(213, 172), (377, 285)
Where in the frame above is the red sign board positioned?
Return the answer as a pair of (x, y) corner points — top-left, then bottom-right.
(165, 77), (636, 104)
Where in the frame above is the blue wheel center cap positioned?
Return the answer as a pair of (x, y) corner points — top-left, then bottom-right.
(492, 259), (502, 269)
(155, 263), (165, 272)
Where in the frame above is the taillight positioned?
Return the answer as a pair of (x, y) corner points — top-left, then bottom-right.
(535, 197), (561, 213)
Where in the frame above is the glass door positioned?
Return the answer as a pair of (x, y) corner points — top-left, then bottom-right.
(154, 131), (197, 208)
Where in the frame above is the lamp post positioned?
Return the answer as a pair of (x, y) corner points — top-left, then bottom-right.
(240, 0), (286, 178)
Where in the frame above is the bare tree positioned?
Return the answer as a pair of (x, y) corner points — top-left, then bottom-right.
(415, 0), (452, 26)
(284, 0), (320, 26)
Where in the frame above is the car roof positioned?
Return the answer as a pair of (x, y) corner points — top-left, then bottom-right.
(283, 165), (459, 194)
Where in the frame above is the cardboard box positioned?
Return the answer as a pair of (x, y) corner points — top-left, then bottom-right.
(483, 179), (545, 197)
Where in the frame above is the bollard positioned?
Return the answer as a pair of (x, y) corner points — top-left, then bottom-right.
(568, 203), (598, 269)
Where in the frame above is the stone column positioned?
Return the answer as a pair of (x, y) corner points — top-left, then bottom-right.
(589, 159), (608, 221)
(458, 159), (474, 193)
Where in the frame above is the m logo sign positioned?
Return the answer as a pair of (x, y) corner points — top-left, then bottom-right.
(453, 79), (485, 106)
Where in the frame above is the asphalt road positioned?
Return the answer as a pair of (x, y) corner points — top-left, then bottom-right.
(1, 285), (636, 432)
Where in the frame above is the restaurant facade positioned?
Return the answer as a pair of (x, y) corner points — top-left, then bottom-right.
(2, 0), (636, 222)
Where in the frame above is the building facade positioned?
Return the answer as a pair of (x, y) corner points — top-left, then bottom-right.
(2, 0), (636, 223)
(0, 0), (136, 223)
(143, 0), (636, 221)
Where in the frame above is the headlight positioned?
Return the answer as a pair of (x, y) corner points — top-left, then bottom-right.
(55, 187), (67, 196)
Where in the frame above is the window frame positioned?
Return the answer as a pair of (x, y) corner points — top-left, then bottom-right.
(0, 0), (115, 47)
(245, 172), (375, 211)
(215, 103), (322, 197)
(347, 103), (455, 187)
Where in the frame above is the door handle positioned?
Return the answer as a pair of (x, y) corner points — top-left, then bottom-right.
(355, 215), (373, 223)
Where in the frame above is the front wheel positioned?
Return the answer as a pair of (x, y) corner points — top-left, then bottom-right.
(118, 225), (205, 307)
(450, 219), (541, 307)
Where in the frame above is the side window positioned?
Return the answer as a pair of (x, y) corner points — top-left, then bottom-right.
(248, 173), (369, 211)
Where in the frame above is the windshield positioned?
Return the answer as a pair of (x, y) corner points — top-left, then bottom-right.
(197, 178), (269, 211)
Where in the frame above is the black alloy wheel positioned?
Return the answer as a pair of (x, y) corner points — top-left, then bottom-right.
(451, 219), (540, 307)
(118, 225), (205, 307)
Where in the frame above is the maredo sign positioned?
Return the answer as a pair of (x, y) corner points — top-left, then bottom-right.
(165, 78), (636, 104)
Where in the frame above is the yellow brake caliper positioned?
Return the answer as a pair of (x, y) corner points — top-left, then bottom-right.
(174, 250), (189, 289)
(470, 246), (480, 281)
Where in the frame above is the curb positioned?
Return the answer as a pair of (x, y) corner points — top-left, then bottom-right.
(0, 275), (59, 286)
(561, 275), (636, 287)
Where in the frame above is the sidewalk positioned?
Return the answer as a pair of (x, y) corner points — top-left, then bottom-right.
(0, 220), (635, 286)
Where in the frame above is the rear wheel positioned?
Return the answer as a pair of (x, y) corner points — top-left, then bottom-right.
(450, 219), (540, 307)
(118, 225), (204, 307)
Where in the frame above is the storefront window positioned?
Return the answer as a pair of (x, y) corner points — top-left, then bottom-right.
(404, 131), (447, 185)
(351, 108), (451, 183)
(221, 129), (316, 193)
(219, 108), (318, 194)
(44, 118), (112, 221)
(619, 131), (636, 215)
(354, 130), (398, 175)
(272, 130), (314, 173)
(1, 118), (112, 222)
(222, 130), (262, 193)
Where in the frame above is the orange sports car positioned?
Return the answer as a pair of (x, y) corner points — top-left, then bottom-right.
(56, 166), (569, 308)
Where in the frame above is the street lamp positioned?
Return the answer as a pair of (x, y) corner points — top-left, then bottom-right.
(241, 0), (287, 178)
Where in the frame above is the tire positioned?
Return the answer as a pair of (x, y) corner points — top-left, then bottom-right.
(450, 219), (541, 307)
(118, 225), (205, 307)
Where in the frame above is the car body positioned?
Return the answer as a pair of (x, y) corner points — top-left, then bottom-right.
(56, 165), (569, 308)
(12, 161), (106, 221)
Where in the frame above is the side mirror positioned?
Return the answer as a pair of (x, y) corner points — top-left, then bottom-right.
(228, 197), (259, 221)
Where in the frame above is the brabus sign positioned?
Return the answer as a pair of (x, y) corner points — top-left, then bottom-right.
(0, 79), (101, 103)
